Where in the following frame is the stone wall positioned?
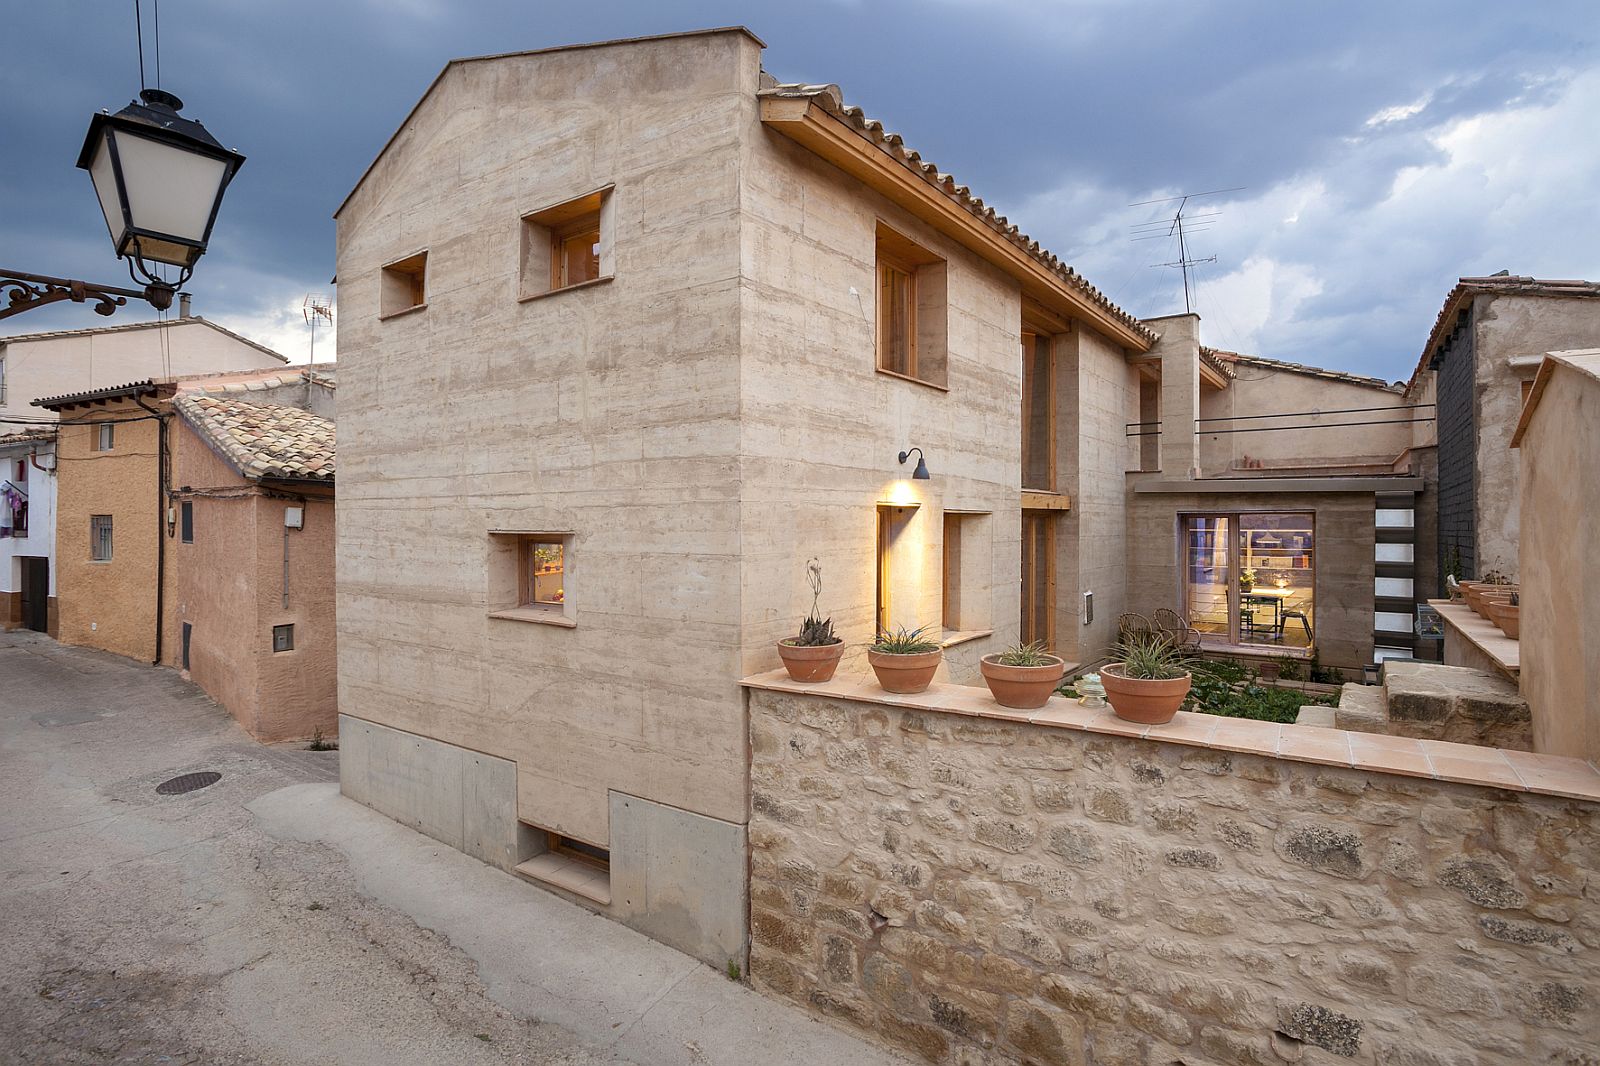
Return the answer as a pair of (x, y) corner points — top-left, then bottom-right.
(747, 686), (1599, 1066)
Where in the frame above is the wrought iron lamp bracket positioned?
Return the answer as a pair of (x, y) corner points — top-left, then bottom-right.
(0, 268), (175, 322)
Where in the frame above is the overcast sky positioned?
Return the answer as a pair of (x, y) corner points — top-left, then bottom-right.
(3, 1), (1596, 379)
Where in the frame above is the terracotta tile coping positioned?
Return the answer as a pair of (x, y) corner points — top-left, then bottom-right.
(739, 670), (1600, 805)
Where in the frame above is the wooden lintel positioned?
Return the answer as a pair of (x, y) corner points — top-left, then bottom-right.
(762, 97), (1152, 354)
(1021, 491), (1072, 512)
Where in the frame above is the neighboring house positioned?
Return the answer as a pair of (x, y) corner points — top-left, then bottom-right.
(0, 429), (57, 634)
(1511, 348), (1600, 762)
(170, 391), (337, 741)
(333, 27), (1161, 967)
(33, 367), (336, 742)
(1124, 317), (1434, 669)
(0, 314), (288, 428)
(1405, 274), (1600, 589)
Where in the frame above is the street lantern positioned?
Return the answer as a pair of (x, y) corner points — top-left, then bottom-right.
(76, 88), (245, 307)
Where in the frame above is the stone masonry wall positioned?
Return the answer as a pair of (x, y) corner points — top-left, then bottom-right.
(748, 688), (1599, 1065)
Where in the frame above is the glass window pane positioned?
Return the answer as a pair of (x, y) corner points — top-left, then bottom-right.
(1182, 515), (1231, 638)
(1238, 513), (1314, 648)
(528, 541), (565, 605)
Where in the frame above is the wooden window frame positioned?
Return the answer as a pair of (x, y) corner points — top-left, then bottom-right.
(519, 536), (567, 613)
(876, 508), (894, 638)
(942, 512), (961, 632)
(1021, 330), (1057, 493)
(1021, 510), (1057, 650)
(1179, 510), (1317, 649)
(546, 831), (610, 871)
(877, 251), (918, 379)
(96, 423), (115, 452)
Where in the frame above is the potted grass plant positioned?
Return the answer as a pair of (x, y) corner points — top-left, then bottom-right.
(776, 558), (846, 682)
(867, 624), (943, 694)
(1100, 632), (1195, 725)
(980, 641), (1067, 709)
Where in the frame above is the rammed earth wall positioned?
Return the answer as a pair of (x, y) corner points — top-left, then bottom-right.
(746, 685), (1600, 1066)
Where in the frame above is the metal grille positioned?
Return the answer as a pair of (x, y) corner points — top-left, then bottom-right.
(156, 771), (221, 795)
(90, 514), (113, 561)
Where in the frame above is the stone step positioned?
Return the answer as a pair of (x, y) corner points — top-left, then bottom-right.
(1382, 661), (1528, 726)
(1334, 683), (1388, 733)
(1295, 705), (1337, 729)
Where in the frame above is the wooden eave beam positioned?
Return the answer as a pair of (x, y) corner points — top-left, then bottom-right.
(762, 97), (1152, 353)
(1200, 363), (1231, 390)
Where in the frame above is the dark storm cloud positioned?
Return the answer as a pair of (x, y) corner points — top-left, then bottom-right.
(2, 0), (1595, 372)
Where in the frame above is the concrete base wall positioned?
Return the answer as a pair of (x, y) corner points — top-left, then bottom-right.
(339, 714), (748, 969)
(609, 791), (748, 970)
(338, 714), (535, 872)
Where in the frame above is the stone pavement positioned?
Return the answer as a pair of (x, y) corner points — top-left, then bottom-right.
(0, 629), (906, 1066)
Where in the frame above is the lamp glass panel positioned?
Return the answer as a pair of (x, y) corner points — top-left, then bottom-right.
(88, 136), (127, 246)
(114, 132), (229, 252)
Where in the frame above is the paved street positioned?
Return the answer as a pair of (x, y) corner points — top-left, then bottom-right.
(0, 630), (903, 1066)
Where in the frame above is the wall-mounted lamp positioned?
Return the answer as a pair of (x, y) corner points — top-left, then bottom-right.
(897, 447), (931, 480)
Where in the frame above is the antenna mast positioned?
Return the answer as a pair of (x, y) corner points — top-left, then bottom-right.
(1129, 187), (1245, 314)
(303, 293), (333, 364)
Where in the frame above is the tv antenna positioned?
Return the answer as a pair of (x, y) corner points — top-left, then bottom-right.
(303, 293), (333, 364)
(1129, 187), (1244, 314)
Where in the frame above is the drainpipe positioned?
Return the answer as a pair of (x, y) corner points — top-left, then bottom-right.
(133, 395), (168, 665)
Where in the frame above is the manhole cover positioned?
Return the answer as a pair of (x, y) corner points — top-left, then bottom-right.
(155, 771), (222, 795)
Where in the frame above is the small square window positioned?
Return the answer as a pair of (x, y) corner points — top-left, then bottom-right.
(488, 531), (574, 625)
(96, 423), (115, 452)
(90, 514), (113, 561)
(180, 500), (194, 543)
(380, 251), (427, 318)
(272, 624), (295, 653)
(520, 187), (613, 299)
(942, 511), (992, 638)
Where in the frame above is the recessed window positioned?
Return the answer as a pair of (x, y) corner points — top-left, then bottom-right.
(941, 512), (992, 637)
(520, 187), (614, 299)
(380, 251), (427, 318)
(96, 423), (115, 452)
(515, 825), (611, 905)
(272, 623), (295, 653)
(90, 514), (113, 561)
(181, 622), (192, 670)
(875, 223), (948, 389)
(488, 531), (575, 625)
(180, 500), (194, 543)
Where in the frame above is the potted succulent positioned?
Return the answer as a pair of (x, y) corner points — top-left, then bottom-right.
(980, 641), (1067, 709)
(1100, 633), (1195, 725)
(776, 558), (846, 682)
(867, 624), (944, 694)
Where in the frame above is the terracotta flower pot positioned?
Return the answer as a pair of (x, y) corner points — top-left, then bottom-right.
(867, 648), (943, 694)
(1484, 601), (1520, 640)
(980, 654), (1067, 709)
(776, 639), (845, 682)
(1100, 663), (1193, 725)
(1476, 591), (1514, 619)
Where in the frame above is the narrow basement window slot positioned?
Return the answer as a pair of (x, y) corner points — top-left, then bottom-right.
(513, 827), (611, 905)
